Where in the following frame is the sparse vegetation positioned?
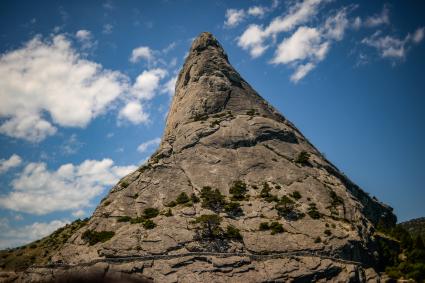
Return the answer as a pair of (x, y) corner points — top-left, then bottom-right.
(143, 207), (159, 219)
(200, 186), (226, 212)
(229, 180), (248, 201)
(193, 113), (208, 121)
(194, 214), (223, 239)
(82, 230), (115, 246)
(260, 182), (272, 198)
(324, 229), (332, 236)
(259, 221), (284, 235)
(117, 216), (131, 222)
(307, 203), (321, 219)
(120, 180), (129, 188)
(225, 225), (243, 241)
(246, 109), (256, 116)
(270, 222), (284, 235)
(259, 222), (270, 231)
(295, 151), (310, 165)
(191, 193), (200, 203)
(176, 192), (190, 204)
(224, 202), (243, 218)
(142, 219), (156, 229)
(291, 191), (302, 200)
(0, 218), (89, 271)
(314, 236), (322, 243)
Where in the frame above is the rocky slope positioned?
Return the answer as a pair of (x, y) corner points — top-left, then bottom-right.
(3, 32), (397, 282)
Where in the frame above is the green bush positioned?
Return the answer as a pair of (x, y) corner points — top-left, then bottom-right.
(259, 222), (270, 231)
(142, 219), (156, 229)
(120, 180), (129, 188)
(143, 208), (159, 219)
(225, 225), (243, 241)
(82, 230), (115, 245)
(295, 151), (310, 165)
(117, 216), (131, 222)
(130, 217), (145, 224)
(269, 222), (284, 235)
(246, 109), (256, 116)
(191, 193), (200, 203)
(291, 191), (302, 200)
(229, 180), (248, 201)
(314, 236), (322, 243)
(176, 192), (190, 204)
(275, 196), (295, 218)
(224, 202), (243, 218)
(260, 183), (272, 198)
(307, 203), (321, 219)
(195, 214), (223, 239)
(200, 186), (226, 212)
(324, 229), (332, 236)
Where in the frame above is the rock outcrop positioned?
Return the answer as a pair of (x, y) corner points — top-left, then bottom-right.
(7, 32), (396, 282)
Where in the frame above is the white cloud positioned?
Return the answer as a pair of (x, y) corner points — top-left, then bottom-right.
(362, 27), (424, 60)
(75, 29), (96, 50)
(225, 9), (246, 27)
(0, 34), (128, 142)
(413, 27), (425, 43)
(60, 134), (83, 155)
(323, 8), (349, 41)
(290, 62), (316, 83)
(132, 68), (167, 100)
(237, 24), (268, 58)
(76, 29), (91, 41)
(271, 27), (329, 64)
(247, 6), (266, 17)
(266, 0), (323, 35)
(0, 154), (22, 174)
(130, 46), (154, 63)
(242, 5), (351, 82)
(238, 0), (325, 57)
(364, 5), (390, 27)
(72, 209), (86, 218)
(119, 101), (149, 124)
(137, 137), (161, 153)
(0, 218), (68, 249)
(0, 158), (137, 215)
(161, 75), (178, 96)
(102, 23), (113, 34)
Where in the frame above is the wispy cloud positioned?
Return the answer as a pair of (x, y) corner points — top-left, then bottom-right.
(0, 154), (22, 174)
(0, 218), (68, 249)
(362, 27), (424, 60)
(237, 0), (326, 58)
(137, 137), (161, 153)
(0, 158), (136, 215)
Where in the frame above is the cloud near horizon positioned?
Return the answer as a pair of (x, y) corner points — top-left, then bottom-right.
(0, 158), (137, 215)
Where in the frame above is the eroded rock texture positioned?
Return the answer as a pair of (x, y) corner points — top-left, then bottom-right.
(9, 32), (396, 283)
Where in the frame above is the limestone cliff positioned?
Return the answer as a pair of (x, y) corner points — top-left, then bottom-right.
(11, 32), (396, 283)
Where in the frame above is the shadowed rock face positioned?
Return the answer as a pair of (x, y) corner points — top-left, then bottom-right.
(13, 32), (396, 282)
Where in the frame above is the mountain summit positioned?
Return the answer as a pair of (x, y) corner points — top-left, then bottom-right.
(11, 32), (396, 282)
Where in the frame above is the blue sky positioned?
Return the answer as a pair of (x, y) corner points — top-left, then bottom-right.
(0, 0), (424, 248)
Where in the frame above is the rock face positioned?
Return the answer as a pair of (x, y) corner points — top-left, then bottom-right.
(14, 32), (396, 282)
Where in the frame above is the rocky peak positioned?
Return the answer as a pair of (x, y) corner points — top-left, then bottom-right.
(162, 32), (287, 154)
(8, 32), (398, 283)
